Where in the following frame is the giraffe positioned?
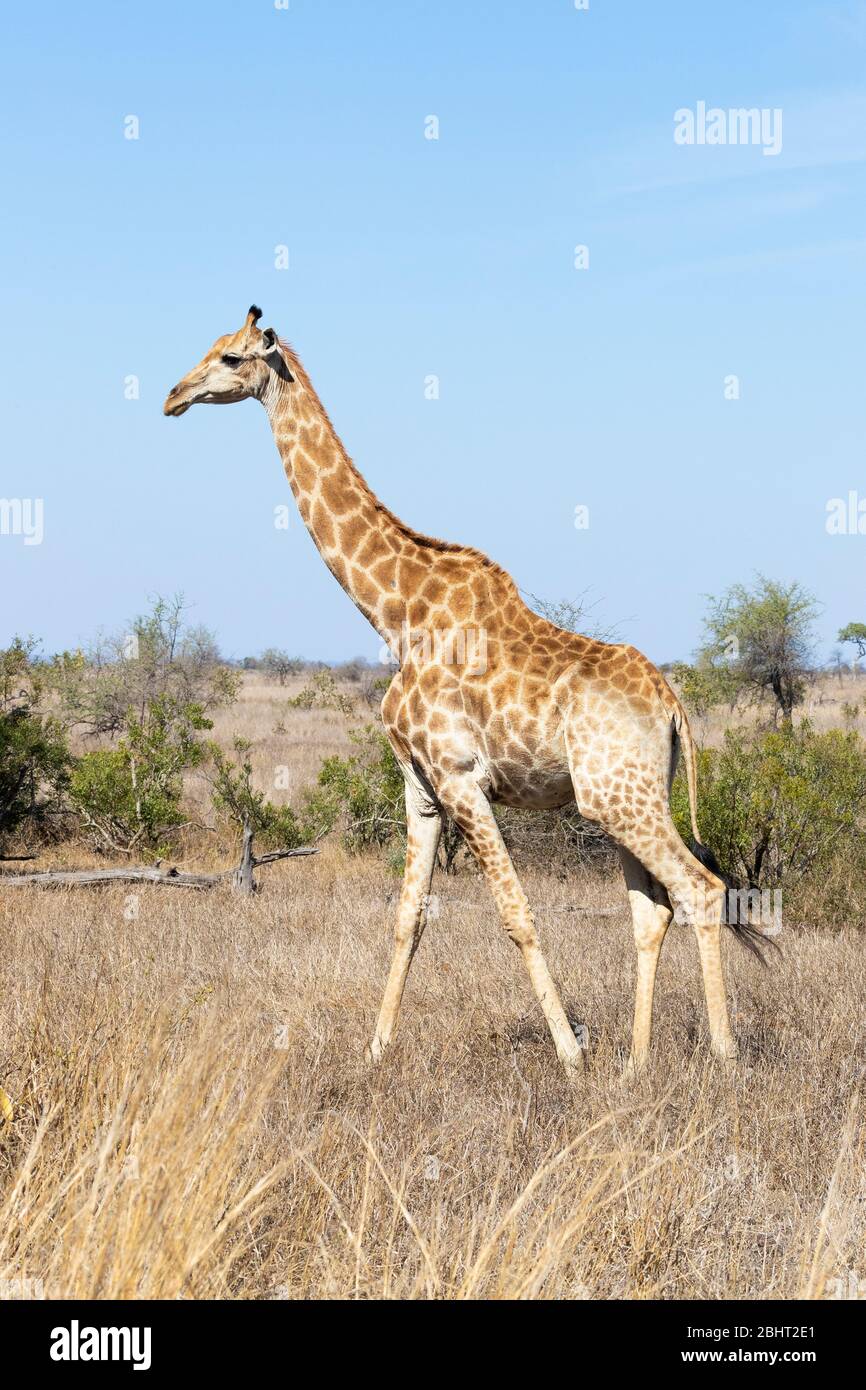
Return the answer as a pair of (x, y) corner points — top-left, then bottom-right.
(164, 306), (758, 1077)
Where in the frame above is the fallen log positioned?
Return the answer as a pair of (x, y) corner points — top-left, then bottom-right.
(0, 847), (318, 892)
(0, 867), (219, 889)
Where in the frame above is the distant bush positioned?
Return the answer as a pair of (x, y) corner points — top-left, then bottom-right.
(333, 657), (370, 683)
(287, 669), (355, 715)
(668, 660), (740, 718)
(527, 592), (619, 643)
(260, 649), (304, 684)
(360, 670), (393, 710)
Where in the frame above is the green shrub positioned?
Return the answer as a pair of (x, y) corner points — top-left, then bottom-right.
(0, 708), (71, 850)
(69, 695), (212, 853)
(668, 660), (740, 717)
(302, 724), (405, 851)
(0, 638), (72, 851)
(671, 722), (866, 924)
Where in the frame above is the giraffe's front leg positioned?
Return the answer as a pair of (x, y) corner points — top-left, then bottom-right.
(367, 776), (442, 1065)
(437, 775), (584, 1078)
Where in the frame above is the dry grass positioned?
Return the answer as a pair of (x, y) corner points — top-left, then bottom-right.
(2, 853), (866, 1299)
(2, 671), (865, 1300)
(206, 670), (360, 800)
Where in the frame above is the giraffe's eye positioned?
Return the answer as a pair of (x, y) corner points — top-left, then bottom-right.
(221, 354), (242, 367)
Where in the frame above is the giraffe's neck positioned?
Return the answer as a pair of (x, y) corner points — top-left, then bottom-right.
(261, 366), (425, 651)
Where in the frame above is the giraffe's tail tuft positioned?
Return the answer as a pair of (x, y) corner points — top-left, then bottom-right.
(666, 685), (777, 964)
(689, 837), (724, 879)
(690, 840), (778, 965)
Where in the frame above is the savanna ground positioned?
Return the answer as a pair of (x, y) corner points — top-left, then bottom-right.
(1, 673), (865, 1300)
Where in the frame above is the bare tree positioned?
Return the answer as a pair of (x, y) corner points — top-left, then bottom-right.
(525, 590), (619, 643)
(49, 594), (238, 737)
(839, 622), (866, 668)
(260, 648), (304, 685)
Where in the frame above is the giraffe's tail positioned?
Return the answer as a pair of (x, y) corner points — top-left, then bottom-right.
(673, 703), (774, 965)
(674, 703), (702, 847)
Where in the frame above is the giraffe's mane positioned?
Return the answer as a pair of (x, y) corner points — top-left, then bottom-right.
(279, 338), (518, 589)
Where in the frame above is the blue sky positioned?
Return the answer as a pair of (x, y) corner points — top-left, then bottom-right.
(1, 0), (864, 664)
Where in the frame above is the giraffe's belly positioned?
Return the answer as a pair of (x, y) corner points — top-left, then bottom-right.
(484, 755), (575, 810)
(472, 708), (575, 809)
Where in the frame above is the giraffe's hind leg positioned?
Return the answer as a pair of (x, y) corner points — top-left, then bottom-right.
(367, 771), (442, 1064)
(619, 847), (673, 1075)
(610, 819), (735, 1064)
(614, 822), (735, 1064)
(565, 709), (736, 1067)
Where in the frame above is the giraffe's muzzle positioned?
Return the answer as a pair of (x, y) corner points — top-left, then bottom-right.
(164, 383), (192, 417)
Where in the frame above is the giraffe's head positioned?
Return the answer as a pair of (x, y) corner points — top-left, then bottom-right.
(163, 306), (293, 417)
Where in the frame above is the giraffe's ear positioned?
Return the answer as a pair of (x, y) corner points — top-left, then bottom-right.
(250, 327), (277, 357)
(256, 328), (295, 381)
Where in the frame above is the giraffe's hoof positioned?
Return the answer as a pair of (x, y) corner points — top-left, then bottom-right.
(365, 1039), (386, 1067)
(560, 1049), (586, 1080)
(621, 1054), (646, 1084)
(712, 1039), (739, 1065)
